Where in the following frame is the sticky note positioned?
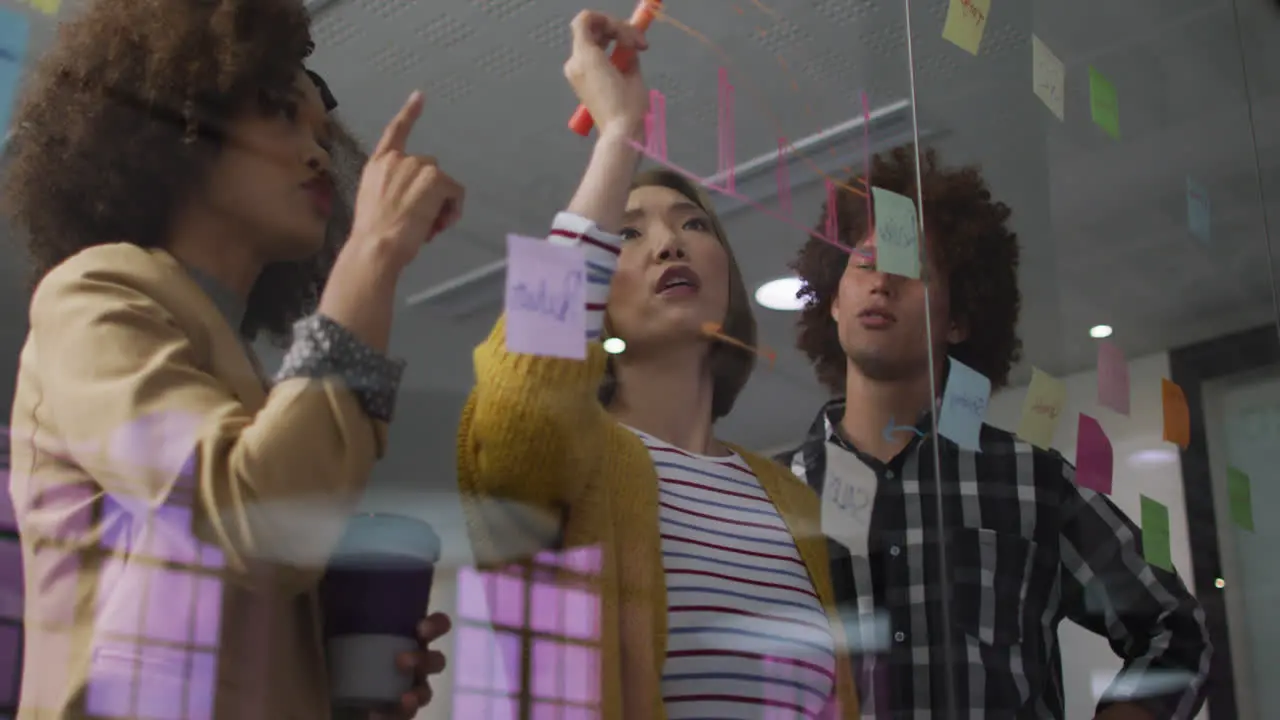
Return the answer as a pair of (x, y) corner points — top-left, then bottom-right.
(1075, 414), (1113, 495)
(938, 357), (991, 452)
(1227, 466), (1253, 532)
(1161, 379), (1190, 449)
(871, 187), (920, 279)
(1017, 367), (1066, 449)
(1089, 67), (1120, 140)
(1032, 35), (1064, 121)
(1096, 341), (1130, 416)
(1140, 495), (1172, 572)
(504, 234), (586, 360)
(1186, 177), (1211, 245)
(0, 7), (30, 142)
(26, 0), (60, 16)
(942, 0), (991, 56)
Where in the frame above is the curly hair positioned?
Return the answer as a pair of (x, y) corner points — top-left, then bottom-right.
(1, 0), (363, 342)
(791, 145), (1022, 393)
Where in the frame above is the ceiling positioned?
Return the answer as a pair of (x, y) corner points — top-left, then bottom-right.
(2, 0), (1280, 452)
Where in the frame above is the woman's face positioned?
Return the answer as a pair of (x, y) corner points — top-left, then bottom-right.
(607, 184), (732, 349)
(201, 69), (335, 262)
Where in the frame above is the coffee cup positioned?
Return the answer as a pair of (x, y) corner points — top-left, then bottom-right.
(319, 513), (440, 712)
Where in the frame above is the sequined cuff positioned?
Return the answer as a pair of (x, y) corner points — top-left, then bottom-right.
(276, 314), (406, 422)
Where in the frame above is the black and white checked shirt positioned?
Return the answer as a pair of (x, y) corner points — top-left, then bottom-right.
(776, 399), (1212, 720)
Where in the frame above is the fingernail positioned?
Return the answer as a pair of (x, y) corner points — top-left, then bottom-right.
(408, 90), (423, 103)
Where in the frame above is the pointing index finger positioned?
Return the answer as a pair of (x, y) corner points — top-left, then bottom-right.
(375, 90), (424, 156)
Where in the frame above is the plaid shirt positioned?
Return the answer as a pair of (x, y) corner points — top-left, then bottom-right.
(775, 399), (1211, 720)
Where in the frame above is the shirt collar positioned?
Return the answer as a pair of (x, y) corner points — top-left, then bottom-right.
(183, 265), (247, 336)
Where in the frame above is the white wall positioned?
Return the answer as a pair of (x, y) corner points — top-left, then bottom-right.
(986, 351), (1206, 720)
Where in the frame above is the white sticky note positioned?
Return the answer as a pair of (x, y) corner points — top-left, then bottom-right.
(820, 450), (878, 558)
(938, 357), (991, 451)
(1033, 35), (1064, 121)
(871, 187), (920, 280)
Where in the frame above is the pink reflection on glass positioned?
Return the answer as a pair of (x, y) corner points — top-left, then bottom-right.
(561, 588), (598, 641)
(562, 645), (599, 704)
(562, 707), (598, 720)
(532, 639), (561, 699)
(533, 702), (560, 720)
(454, 624), (492, 690)
(492, 631), (522, 694)
(562, 546), (601, 575)
(145, 569), (194, 644)
(530, 582), (563, 635)
(186, 652), (216, 720)
(85, 645), (137, 716)
(493, 574), (525, 627)
(134, 645), (187, 719)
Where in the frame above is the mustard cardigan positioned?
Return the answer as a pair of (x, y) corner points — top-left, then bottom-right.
(457, 317), (859, 719)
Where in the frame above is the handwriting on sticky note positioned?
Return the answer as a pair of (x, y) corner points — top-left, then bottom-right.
(938, 357), (991, 451)
(1140, 495), (1173, 572)
(1032, 35), (1064, 121)
(1089, 67), (1120, 140)
(942, 0), (990, 55)
(1096, 341), (1130, 416)
(1227, 466), (1254, 532)
(871, 187), (920, 279)
(1161, 378), (1190, 449)
(1075, 414), (1113, 495)
(1186, 177), (1211, 245)
(1017, 368), (1066, 449)
(505, 234), (586, 360)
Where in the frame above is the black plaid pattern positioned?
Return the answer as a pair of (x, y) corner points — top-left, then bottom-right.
(776, 398), (1212, 720)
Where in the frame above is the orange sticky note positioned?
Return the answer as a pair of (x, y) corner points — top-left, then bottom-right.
(1161, 379), (1190, 449)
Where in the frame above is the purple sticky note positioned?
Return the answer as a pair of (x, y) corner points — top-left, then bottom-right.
(505, 234), (586, 360)
(1076, 413), (1113, 495)
(1097, 341), (1130, 416)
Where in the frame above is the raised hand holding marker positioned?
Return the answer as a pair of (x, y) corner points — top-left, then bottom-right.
(568, 0), (663, 136)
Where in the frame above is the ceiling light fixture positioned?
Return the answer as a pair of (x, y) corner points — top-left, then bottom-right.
(754, 277), (807, 311)
(1090, 324), (1113, 339)
(603, 337), (626, 354)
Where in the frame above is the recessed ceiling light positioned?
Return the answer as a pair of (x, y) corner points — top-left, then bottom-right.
(1089, 324), (1113, 339)
(602, 337), (626, 354)
(754, 277), (806, 311)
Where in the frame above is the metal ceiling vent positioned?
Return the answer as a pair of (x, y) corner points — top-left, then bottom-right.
(403, 98), (928, 316)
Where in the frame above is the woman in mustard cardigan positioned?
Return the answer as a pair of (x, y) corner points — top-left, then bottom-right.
(457, 9), (858, 719)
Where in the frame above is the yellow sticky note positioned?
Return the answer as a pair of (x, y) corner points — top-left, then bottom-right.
(1017, 367), (1066, 449)
(1032, 35), (1064, 121)
(26, 0), (60, 16)
(942, 0), (991, 56)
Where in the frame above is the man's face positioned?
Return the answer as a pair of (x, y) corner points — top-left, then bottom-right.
(829, 231), (967, 383)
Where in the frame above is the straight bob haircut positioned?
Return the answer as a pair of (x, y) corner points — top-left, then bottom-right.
(598, 168), (758, 421)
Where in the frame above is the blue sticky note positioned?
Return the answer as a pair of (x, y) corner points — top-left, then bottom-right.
(505, 234), (587, 360)
(1186, 177), (1210, 245)
(0, 8), (29, 143)
(872, 187), (921, 279)
(938, 357), (991, 451)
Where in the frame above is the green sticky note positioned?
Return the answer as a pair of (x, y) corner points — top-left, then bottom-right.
(871, 187), (921, 279)
(1089, 67), (1120, 140)
(1140, 495), (1172, 571)
(1228, 466), (1254, 531)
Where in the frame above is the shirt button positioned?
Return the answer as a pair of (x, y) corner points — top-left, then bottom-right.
(889, 545), (901, 557)
(894, 631), (906, 643)
(885, 470), (895, 480)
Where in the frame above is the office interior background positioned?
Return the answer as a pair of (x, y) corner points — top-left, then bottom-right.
(0, 0), (1278, 717)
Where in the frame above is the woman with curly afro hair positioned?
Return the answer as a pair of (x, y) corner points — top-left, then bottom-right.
(3, 0), (466, 717)
(776, 146), (1210, 719)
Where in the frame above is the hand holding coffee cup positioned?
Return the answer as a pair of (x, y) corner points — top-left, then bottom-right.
(319, 513), (442, 713)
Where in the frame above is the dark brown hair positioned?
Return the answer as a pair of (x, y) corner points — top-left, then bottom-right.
(0, 0), (363, 342)
(792, 145), (1022, 392)
(599, 168), (758, 420)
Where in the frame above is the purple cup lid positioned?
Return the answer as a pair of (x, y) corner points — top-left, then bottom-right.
(327, 513), (441, 570)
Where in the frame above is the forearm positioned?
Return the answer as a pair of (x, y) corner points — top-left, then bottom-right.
(566, 127), (643, 234)
(318, 238), (403, 354)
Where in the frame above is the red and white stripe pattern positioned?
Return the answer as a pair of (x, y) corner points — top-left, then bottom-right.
(546, 212), (622, 340)
(629, 427), (837, 719)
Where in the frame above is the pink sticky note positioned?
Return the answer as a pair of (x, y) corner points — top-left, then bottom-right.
(645, 89), (667, 161)
(505, 234), (586, 360)
(1076, 413), (1113, 495)
(716, 67), (736, 192)
(1096, 341), (1130, 416)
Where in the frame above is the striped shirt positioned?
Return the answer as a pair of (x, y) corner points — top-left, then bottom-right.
(544, 211), (837, 718)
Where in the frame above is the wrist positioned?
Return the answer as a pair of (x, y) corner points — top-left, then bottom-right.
(597, 119), (645, 147)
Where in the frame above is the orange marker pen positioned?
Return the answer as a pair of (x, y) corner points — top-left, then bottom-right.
(568, 0), (663, 136)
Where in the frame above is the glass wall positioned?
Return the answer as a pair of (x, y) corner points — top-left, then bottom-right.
(0, 0), (1277, 718)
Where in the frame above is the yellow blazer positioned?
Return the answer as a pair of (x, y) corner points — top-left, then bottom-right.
(458, 317), (859, 720)
(9, 244), (385, 720)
